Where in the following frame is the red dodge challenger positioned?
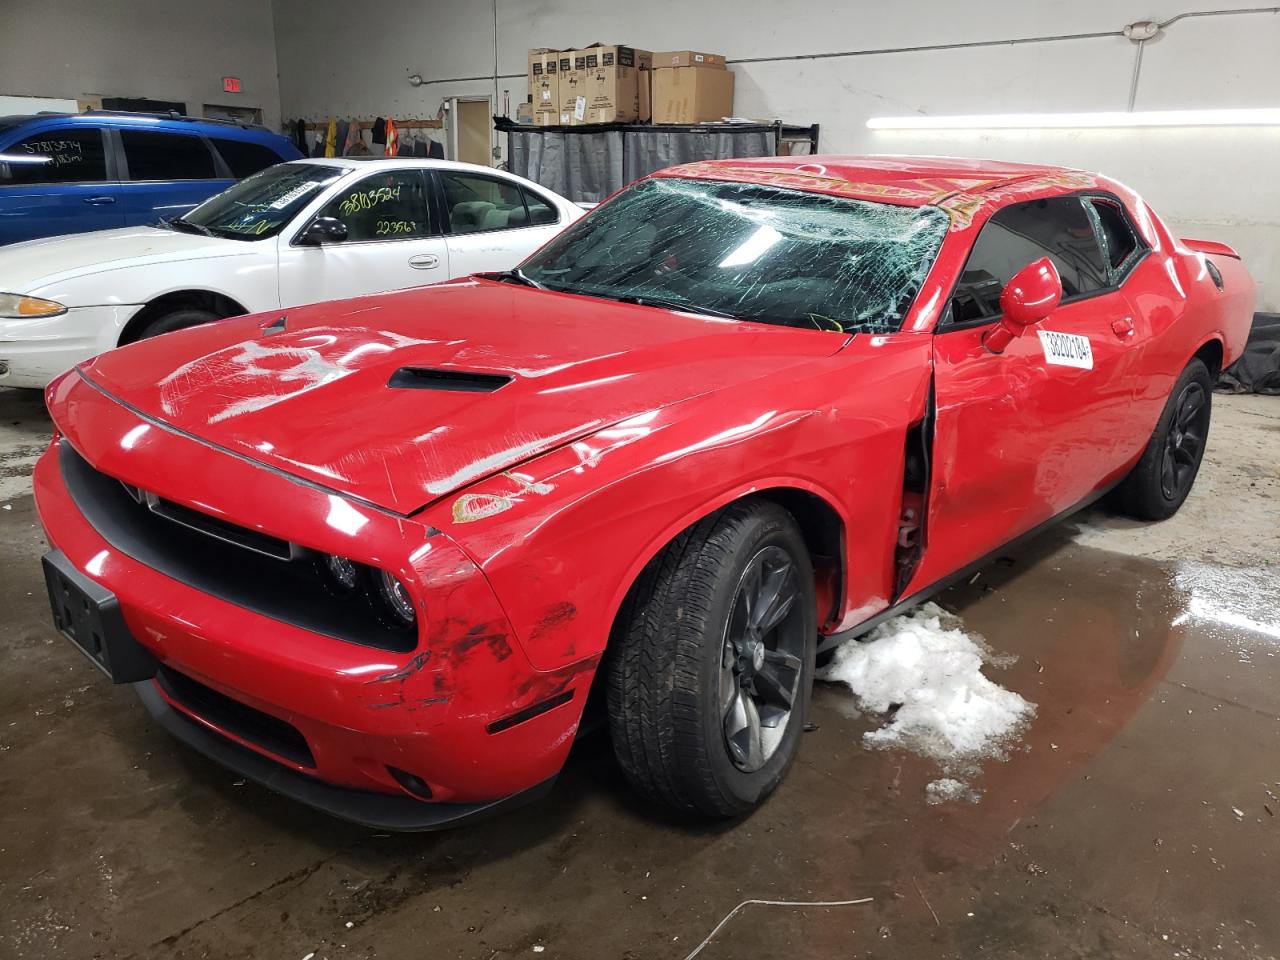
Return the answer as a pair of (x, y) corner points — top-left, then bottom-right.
(35, 156), (1255, 828)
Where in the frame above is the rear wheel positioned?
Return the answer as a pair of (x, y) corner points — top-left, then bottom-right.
(606, 501), (816, 817)
(1112, 358), (1212, 520)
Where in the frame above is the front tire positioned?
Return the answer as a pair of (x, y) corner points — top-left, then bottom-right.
(1112, 358), (1213, 520)
(134, 307), (219, 341)
(606, 501), (816, 817)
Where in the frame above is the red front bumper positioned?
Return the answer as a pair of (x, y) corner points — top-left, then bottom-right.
(33, 389), (597, 823)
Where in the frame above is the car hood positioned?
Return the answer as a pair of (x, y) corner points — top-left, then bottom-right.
(2, 226), (256, 299)
(77, 279), (845, 514)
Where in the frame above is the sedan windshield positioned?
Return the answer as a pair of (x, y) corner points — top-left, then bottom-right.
(177, 163), (346, 240)
(522, 177), (950, 334)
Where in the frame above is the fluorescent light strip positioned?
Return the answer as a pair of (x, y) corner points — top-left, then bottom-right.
(867, 108), (1280, 130)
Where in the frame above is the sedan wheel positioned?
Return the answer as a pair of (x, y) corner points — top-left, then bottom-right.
(607, 500), (816, 817)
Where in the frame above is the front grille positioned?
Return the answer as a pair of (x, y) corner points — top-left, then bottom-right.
(157, 666), (315, 768)
(59, 442), (417, 652)
(148, 495), (294, 560)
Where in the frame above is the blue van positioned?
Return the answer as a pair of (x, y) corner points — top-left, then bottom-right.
(0, 111), (303, 245)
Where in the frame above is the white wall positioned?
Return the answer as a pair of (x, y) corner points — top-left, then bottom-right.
(286, 1), (1272, 310)
(0, 0), (283, 129)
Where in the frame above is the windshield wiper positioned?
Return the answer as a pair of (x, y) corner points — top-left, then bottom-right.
(484, 268), (544, 290)
(611, 294), (736, 319)
(165, 217), (213, 237)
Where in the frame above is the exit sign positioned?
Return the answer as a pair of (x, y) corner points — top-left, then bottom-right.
(222, 76), (242, 93)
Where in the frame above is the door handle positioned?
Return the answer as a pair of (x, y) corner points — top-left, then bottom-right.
(83, 196), (116, 205)
(1111, 317), (1135, 339)
(408, 254), (440, 270)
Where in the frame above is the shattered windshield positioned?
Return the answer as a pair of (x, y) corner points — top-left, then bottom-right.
(521, 177), (950, 334)
(177, 162), (345, 240)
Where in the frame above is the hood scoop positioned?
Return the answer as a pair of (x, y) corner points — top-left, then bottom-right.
(387, 367), (513, 393)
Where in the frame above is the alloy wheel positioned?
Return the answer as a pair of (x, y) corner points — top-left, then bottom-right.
(718, 545), (807, 773)
(1160, 381), (1209, 501)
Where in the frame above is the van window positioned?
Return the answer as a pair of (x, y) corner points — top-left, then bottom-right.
(0, 129), (108, 185)
(121, 130), (218, 181)
(210, 138), (284, 179)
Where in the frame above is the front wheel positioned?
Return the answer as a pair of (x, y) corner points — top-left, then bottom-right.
(134, 307), (219, 341)
(606, 501), (816, 817)
(1111, 358), (1212, 521)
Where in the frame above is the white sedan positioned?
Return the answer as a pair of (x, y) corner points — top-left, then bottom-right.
(0, 158), (583, 388)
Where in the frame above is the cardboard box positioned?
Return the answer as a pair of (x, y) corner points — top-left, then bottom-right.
(653, 50), (726, 69)
(528, 48), (561, 125)
(651, 66), (734, 123)
(578, 44), (652, 124)
(558, 49), (590, 125)
(516, 100), (535, 125)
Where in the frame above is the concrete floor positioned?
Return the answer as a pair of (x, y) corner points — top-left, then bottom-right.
(2, 386), (1278, 960)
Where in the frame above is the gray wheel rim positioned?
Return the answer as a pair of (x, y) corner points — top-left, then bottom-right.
(718, 545), (806, 774)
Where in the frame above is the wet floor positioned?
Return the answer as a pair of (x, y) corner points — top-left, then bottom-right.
(2, 390), (1278, 960)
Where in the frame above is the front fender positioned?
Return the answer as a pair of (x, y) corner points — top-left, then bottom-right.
(425, 335), (934, 671)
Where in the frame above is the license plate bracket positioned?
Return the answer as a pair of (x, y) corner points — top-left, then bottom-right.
(42, 550), (157, 683)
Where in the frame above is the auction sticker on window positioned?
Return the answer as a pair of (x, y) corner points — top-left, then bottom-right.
(1036, 329), (1093, 370)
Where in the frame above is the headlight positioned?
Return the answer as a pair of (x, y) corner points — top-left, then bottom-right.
(375, 570), (417, 627)
(0, 293), (68, 319)
(320, 554), (359, 592)
(316, 553), (417, 630)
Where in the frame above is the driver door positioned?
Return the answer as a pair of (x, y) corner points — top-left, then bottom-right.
(905, 195), (1148, 592)
(276, 168), (449, 307)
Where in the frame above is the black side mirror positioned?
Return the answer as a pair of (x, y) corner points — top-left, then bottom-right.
(299, 217), (348, 245)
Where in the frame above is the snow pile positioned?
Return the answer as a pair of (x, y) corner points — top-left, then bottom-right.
(924, 778), (979, 806)
(820, 602), (1035, 801)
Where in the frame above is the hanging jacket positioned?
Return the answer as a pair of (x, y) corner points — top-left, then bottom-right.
(371, 117), (387, 144)
(384, 118), (399, 157)
(324, 119), (337, 158)
(292, 118), (307, 153)
(343, 121), (362, 155)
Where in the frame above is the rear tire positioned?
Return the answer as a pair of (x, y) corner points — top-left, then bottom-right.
(134, 307), (219, 341)
(1111, 358), (1212, 521)
(606, 500), (816, 817)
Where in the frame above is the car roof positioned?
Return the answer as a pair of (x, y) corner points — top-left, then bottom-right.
(294, 157), (521, 175)
(0, 111), (279, 141)
(658, 154), (1098, 207)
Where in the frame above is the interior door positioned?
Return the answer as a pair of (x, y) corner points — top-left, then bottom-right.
(0, 126), (123, 243)
(436, 170), (565, 276)
(276, 168), (449, 307)
(907, 196), (1148, 593)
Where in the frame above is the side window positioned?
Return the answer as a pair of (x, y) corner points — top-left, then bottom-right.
(951, 197), (1110, 323)
(315, 171), (433, 242)
(1089, 199), (1142, 277)
(439, 173), (528, 233)
(522, 187), (559, 226)
(210, 138), (284, 179)
(0, 129), (108, 185)
(121, 130), (218, 180)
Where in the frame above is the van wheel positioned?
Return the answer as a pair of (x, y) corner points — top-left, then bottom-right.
(607, 501), (816, 817)
(1111, 358), (1212, 521)
(135, 307), (219, 341)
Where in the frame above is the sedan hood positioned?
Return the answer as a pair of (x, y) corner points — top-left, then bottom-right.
(2, 226), (255, 300)
(78, 279), (844, 514)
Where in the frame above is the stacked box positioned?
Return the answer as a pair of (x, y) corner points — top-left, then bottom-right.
(651, 50), (733, 123)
